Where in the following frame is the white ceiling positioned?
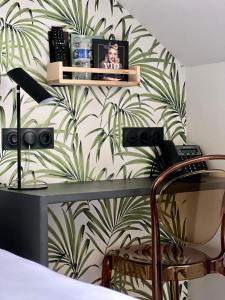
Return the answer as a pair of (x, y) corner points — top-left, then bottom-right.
(119, 0), (225, 66)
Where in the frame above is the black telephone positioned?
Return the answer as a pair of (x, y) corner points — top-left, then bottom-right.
(157, 140), (208, 174)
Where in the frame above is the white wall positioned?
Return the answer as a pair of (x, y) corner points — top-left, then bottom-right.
(186, 62), (225, 152)
(186, 62), (225, 300)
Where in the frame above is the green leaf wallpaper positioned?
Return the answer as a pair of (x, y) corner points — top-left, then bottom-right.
(0, 0), (186, 299)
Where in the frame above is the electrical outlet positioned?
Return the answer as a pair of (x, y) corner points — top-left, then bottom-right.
(2, 128), (54, 150)
(122, 127), (163, 147)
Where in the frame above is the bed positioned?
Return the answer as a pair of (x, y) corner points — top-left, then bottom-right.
(0, 249), (135, 300)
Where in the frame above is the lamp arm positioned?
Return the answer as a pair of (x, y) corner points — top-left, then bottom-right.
(16, 85), (22, 190)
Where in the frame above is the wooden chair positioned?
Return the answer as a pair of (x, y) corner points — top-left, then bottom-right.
(101, 155), (225, 299)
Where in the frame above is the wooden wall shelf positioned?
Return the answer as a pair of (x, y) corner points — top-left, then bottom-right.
(47, 62), (140, 87)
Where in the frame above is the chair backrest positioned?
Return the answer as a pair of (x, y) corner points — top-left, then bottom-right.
(158, 169), (225, 245)
(150, 154), (225, 300)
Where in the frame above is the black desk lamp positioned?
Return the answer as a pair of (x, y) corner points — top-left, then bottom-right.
(7, 68), (54, 190)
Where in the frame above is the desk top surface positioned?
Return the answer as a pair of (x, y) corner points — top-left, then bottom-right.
(1, 175), (224, 204)
(0, 177), (155, 204)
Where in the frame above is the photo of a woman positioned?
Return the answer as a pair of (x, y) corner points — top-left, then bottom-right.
(92, 39), (129, 81)
(100, 44), (122, 69)
(100, 43), (122, 80)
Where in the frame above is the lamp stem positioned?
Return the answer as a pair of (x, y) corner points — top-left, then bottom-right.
(16, 85), (22, 190)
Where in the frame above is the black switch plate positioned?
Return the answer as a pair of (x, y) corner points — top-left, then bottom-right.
(122, 127), (163, 147)
(2, 128), (54, 150)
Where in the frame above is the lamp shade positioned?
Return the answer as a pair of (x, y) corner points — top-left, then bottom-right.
(7, 68), (54, 104)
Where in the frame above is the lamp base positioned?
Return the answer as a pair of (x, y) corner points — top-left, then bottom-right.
(8, 183), (48, 190)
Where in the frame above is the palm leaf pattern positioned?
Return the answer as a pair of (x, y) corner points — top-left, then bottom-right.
(159, 191), (188, 243)
(35, 140), (114, 182)
(0, 0), (186, 298)
(94, 0), (115, 14)
(48, 206), (96, 279)
(55, 86), (96, 143)
(87, 90), (154, 162)
(34, 0), (113, 37)
(114, 13), (186, 143)
(0, 42), (19, 74)
(142, 67), (186, 142)
(0, 2), (47, 68)
(115, 13), (170, 96)
(85, 196), (150, 255)
(0, 0), (11, 7)
(118, 147), (160, 178)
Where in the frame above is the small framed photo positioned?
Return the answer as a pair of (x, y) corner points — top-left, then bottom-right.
(92, 39), (129, 81)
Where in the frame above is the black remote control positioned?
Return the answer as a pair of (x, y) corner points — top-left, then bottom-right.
(53, 27), (66, 61)
(48, 26), (71, 78)
(48, 26), (71, 65)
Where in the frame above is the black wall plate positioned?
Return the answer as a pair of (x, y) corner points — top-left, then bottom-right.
(122, 127), (164, 147)
(2, 128), (54, 150)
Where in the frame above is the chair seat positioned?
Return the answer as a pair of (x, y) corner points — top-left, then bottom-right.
(111, 242), (209, 266)
(102, 158), (225, 298)
(109, 242), (211, 281)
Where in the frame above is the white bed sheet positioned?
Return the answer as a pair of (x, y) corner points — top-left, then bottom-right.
(0, 249), (136, 300)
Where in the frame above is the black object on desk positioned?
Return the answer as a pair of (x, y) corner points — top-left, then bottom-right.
(6, 68), (54, 190)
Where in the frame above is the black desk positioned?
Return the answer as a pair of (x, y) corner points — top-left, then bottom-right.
(0, 178), (154, 266)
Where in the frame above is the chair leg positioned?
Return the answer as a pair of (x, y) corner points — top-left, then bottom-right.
(102, 255), (112, 288)
(169, 281), (180, 300)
